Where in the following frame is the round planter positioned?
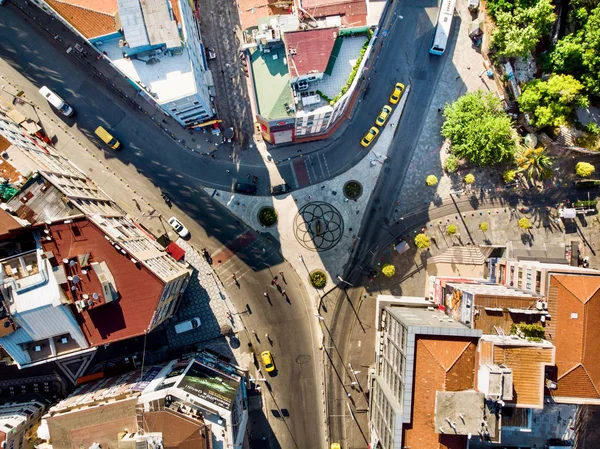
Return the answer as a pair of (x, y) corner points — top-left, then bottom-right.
(258, 206), (278, 227)
(309, 269), (327, 289)
(343, 180), (363, 200)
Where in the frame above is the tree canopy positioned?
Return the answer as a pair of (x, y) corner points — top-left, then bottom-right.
(518, 74), (588, 127)
(548, 4), (600, 96)
(490, 0), (555, 58)
(441, 91), (517, 166)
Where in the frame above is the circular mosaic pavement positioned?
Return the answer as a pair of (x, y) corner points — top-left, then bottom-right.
(294, 202), (344, 252)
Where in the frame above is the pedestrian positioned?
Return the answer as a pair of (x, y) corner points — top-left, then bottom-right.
(232, 273), (237, 281)
(263, 292), (268, 297)
(265, 333), (269, 338)
(281, 289), (286, 296)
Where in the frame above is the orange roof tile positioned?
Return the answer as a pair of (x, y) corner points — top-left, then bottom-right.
(46, 0), (118, 39)
(492, 344), (555, 408)
(298, 0), (367, 27)
(548, 274), (600, 401)
(403, 336), (477, 449)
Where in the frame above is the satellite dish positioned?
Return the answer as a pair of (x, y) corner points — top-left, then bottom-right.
(73, 276), (80, 284)
(93, 293), (99, 300)
(69, 260), (76, 267)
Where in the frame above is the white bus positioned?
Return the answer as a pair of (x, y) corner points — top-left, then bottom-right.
(429, 0), (456, 55)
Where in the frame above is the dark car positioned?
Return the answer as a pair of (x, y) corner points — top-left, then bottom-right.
(271, 183), (292, 195)
(234, 183), (257, 194)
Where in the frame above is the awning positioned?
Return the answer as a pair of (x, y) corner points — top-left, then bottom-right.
(166, 242), (186, 261)
(395, 241), (409, 255)
(559, 208), (576, 219)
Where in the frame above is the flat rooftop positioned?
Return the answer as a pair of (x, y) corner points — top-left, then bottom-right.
(103, 38), (197, 105)
(434, 391), (485, 435)
(388, 306), (478, 333)
(41, 218), (165, 346)
(250, 45), (294, 120)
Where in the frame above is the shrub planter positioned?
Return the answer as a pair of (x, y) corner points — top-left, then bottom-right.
(258, 206), (278, 227)
(309, 269), (327, 289)
(343, 180), (363, 200)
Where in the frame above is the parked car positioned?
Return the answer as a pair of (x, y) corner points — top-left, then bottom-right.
(271, 183), (292, 195)
(389, 82), (405, 105)
(168, 216), (190, 238)
(39, 86), (74, 117)
(361, 126), (379, 147)
(261, 350), (275, 372)
(174, 317), (201, 334)
(330, 444), (341, 449)
(234, 183), (257, 195)
(94, 126), (120, 150)
(375, 105), (392, 126)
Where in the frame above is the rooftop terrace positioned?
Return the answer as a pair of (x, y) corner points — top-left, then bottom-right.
(250, 45), (294, 121)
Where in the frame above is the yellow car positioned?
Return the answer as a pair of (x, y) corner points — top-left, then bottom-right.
(361, 126), (379, 147)
(376, 105), (393, 126)
(331, 444), (341, 449)
(389, 82), (405, 105)
(261, 350), (275, 372)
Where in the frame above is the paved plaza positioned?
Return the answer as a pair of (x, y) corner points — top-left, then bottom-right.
(205, 91), (409, 303)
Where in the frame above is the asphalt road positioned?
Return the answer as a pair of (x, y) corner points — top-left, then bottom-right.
(214, 255), (323, 449)
(0, 6), (323, 448)
(323, 0), (447, 444)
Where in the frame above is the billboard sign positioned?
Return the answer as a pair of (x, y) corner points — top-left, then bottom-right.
(443, 285), (473, 326)
(177, 361), (239, 410)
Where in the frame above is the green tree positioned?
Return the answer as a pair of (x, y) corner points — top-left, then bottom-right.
(445, 155), (459, 173)
(491, 0), (556, 58)
(426, 175), (438, 186)
(442, 91), (517, 166)
(503, 169), (516, 183)
(414, 233), (430, 249)
(382, 264), (396, 277)
(518, 74), (589, 128)
(464, 173), (475, 184)
(446, 224), (458, 235)
(518, 217), (532, 230)
(548, 5), (600, 96)
(479, 222), (489, 232)
(576, 161), (595, 177)
(517, 148), (553, 182)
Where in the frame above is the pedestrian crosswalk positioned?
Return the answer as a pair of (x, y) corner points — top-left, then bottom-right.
(211, 231), (280, 289)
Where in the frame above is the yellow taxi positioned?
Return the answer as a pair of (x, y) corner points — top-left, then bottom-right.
(360, 126), (379, 147)
(375, 105), (393, 126)
(389, 82), (405, 105)
(261, 350), (275, 372)
(331, 444), (341, 449)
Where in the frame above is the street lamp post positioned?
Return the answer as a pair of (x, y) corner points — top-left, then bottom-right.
(336, 275), (354, 287)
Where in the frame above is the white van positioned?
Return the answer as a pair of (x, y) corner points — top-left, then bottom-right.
(174, 317), (201, 334)
(39, 86), (74, 117)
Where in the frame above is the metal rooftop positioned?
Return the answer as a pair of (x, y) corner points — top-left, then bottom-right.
(118, 0), (150, 48)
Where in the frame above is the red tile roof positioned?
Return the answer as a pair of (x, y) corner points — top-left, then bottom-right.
(46, 0), (118, 39)
(298, 0), (367, 27)
(143, 410), (211, 449)
(41, 218), (165, 347)
(284, 28), (338, 78)
(402, 336), (478, 449)
(548, 274), (600, 401)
